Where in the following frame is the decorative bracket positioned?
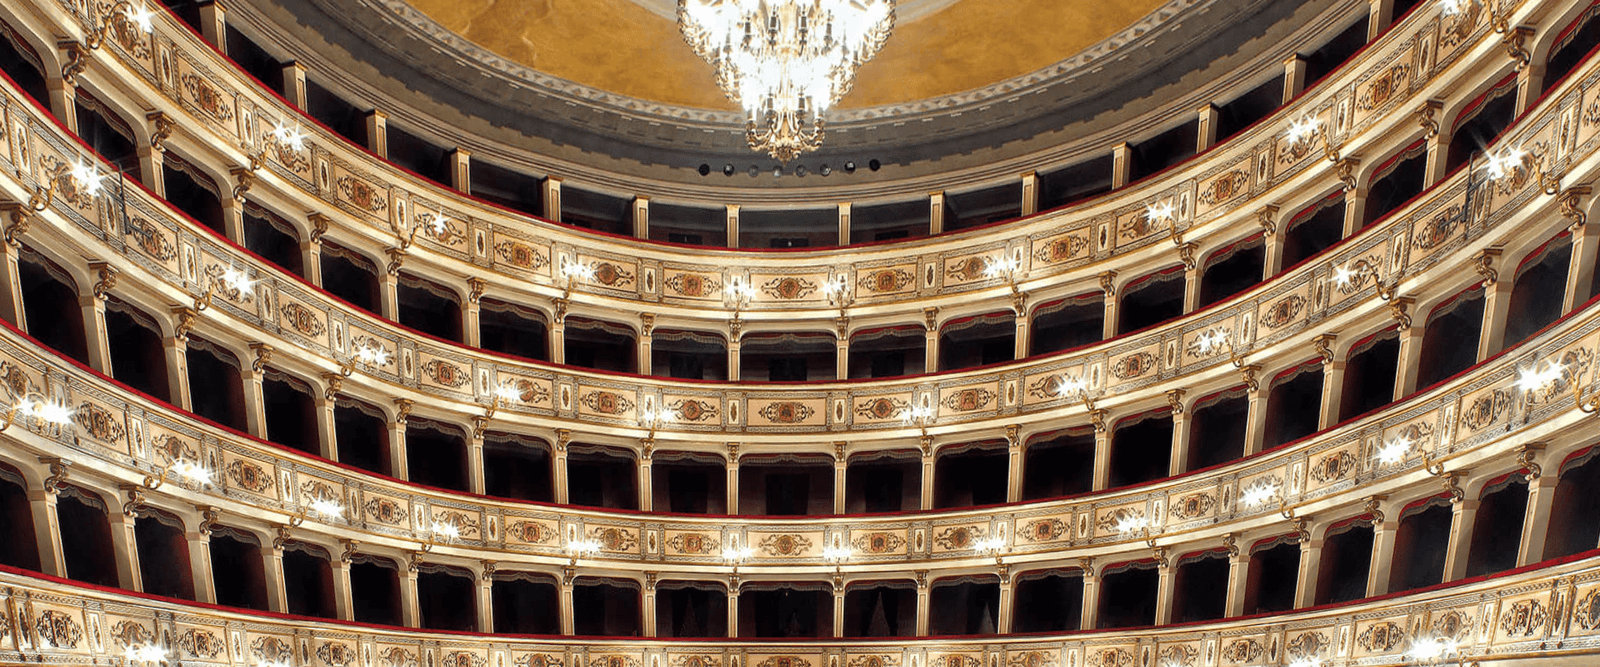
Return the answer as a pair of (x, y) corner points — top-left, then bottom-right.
(1223, 533), (1239, 557)
(249, 342), (274, 372)
(308, 213), (330, 245)
(1518, 442), (1546, 482)
(481, 560), (497, 582)
(40, 457), (70, 495)
(147, 112), (176, 153)
(1335, 158), (1360, 192)
(922, 306), (939, 332)
(1388, 296), (1415, 330)
(1504, 26), (1534, 71)
(171, 306), (198, 343)
(393, 398), (414, 426)
(468, 277), (487, 305)
(1098, 270), (1118, 297)
(1, 203), (32, 248)
(1166, 389), (1185, 415)
(321, 372), (344, 401)
(58, 40), (88, 87)
(1239, 364), (1262, 393)
(384, 247), (406, 276)
(229, 167), (255, 200)
(120, 483), (147, 518)
(89, 261), (118, 300)
(1257, 205), (1280, 236)
(1088, 408), (1108, 433)
(1312, 333), (1337, 365)
(1415, 99), (1443, 139)
(273, 524), (292, 550)
(341, 539), (359, 563)
(1365, 495), (1388, 527)
(197, 506), (220, 537)
(1561, 187), (1591, 232)
(1473, 246), (1503, 288)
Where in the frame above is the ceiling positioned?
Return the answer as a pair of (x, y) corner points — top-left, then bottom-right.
(403, 0), (1169, 109)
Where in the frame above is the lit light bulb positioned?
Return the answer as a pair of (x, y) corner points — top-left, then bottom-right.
(1439, 0), (1470, 16)
(126, 643), (168, 664)
(126, 3), (155, 33)
(900, 403), (934, 425)
(1241, 480), (1279, 508)
(821, 274), (850, 301)
(724, 277), (756, 302)
(354, 342), (391, 367)
(171, 460), (213, 486)
(219, 266), (254, 296)
(431, 520), (461, 541)
(561, 260), (597, 284)
(1196, 328), (1230, 356)
(1144, 201), (1176, 223)
(821, 545), (852, 562)
(307, 497), (344, 520)
(1285, 116), (1322, 147)
(640, 406), (673, 430)
(21, 399), (75, 426)
(1287, 659), (1320, 667)
(1375, 435), (1413, 464)
(67, 159), (106, 196)
(972, 535), (1007, 552)
(1115, 514), (1150, 534)
(566, 538), (602, 557)
(269, 122), (306, 152)
(1515, 361), (1563, 395)
(1332, 263), (1358, 288)
(1485, 146), (1527, 181)
(721, 544), (755, 562)
(493, 383), (521, 403)
(1055, 375), (1089, 398)
(981, 254), (1021, 280)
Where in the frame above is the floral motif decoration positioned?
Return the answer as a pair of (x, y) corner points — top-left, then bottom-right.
(1019, 518), (1070, 543)
(590, 262), (636, 288)
(1260, 294), (1306, 329)
(1500, 600), (1548, 638)
(761, 276), (817, 300)
(1433, 610), (1471, 640)
(252, 636), (293, 663)
(125, 217), (176, 261)
(855, 397), (909, 420)
(588, 526), (638, 552)
(664, 272), (722, 298)
(1310, 451), (1357, 484)
(858, 268), (915, 294)
(932, 526), (984, 550)
(1096, 507), (1144, 533)
(1576, 590), (1600, 631)
(945, 257), (991, 282)
(1357, 622), (1406, 652)
(846, 656), (896, 667)
(515, 654), (564, 667)
(757, 658), (810, 667)
(227, 459), (273, 493)
(579, 391), (634, 416)
(421, 359), (470, 388)
(504, 378), (552, 406)
(364, 498), (407, 525)
(666, 533), (719, 555)
(589, 657), (639, 667)
(74, 402), (125, 443)
(317, 642), (357, 667)
(508, 521), (558, 545)
(151, 433), (197, 464)
(757, 402), (814, 424)
(1111, 352), (1158, 380)
(34, 610), (82, 649)
(379, 647), (418, 667)
(0, 361), (33, 399)
(98, 1), (153, 57)
(1200, 170), (1250, 205)
(669, 656), (718, 667)
(756, 533), (813, 557)
(1169, 493), (1216, 520)
(1286, 632), (1330, 660)
(1026, 374), (1069, 401)
(668, 398), (718, 422)
(941, 387), (995, 412)
(1155, 645), (1197, 667)
(433, 510), (480, 539)
(1462, 390), (1512, 431)
(441, 651), (487, 667)
(1413, 208), (1466, 250)
(1357, 64), (1411, 111)
(1082, 648), (1126, 667)
(852, 531), (907, 554)
(180, 73), (233, 122)
(336, 176), (387, 214)
(280, 302), (326, 337)
(1219, 639), (1264, 664)
(930, 657), (980, 667)
(109, 620), (152, 648)
(1034, 235), (1088, 264)
(178, 629), (224, 659)
(494, 241), (549, 271)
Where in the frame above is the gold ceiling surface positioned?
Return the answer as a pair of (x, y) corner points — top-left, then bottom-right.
(408, 0), (1167, 109)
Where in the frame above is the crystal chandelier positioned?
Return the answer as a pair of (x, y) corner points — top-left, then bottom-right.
(679, 0), (895, 161)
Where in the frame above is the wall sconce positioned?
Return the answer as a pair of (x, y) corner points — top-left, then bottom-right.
(724, 275), (756, 318)
(124, 642), (169, 666)
(0, 394), (74, 432)
(822, 544), (851, 572)
(142, 455), (212, 491)
(82, 1), (155, 50)
(1116, 514), (1166, 566)
(420, 514), (463, 552)
(566, 537), (601, 566)
(638, 405), (673, 442)
(1144, 202), (1198, 270)
(822, 273), (853, 311)
(1331, 259), (1398, 301)
(472, 382), (522, 438)
(246, 122), (307, 172)
(1054, 374), (1107, 432)
(1482, 145), (1560, 195)
(1193, 326), (1248, 367)
(26, 159), (106, 213)
(1239, 478), (1280, 510)
(1405, 634), (1467, 666)
(1284, 116), (1340, 163)
(339, 339), (391, 377)
(289, 495), (344, 527)
(722, 538), (756, 573)
(973, 534), (1007, 566)
(900, 402), (935, 437)
(560, 258), (597, 300)
(385, 207), (449, 275)
(193, 266), (254, 312)
(1374, 434), (1415, 466)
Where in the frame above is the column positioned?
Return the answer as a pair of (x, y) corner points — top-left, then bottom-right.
(920, 450), (935, 510)
(242, 367), (268, 441)
(929, 192), (945, 235)
(1393, 326), (1424, 400)
(197, 1), (227, 52)
(632, 197), (649, 239)
(1282, 55), (1308, 103)
(80, 293), (110, 374)
(379, 273), (399, 321)
(726, 450), (740, 514)
(331, 558), (354, 621)
(1519, 475), (1559, 567)
(923, 307), (940, 373)
(1342, 187), (1368, 238)
(28, 490), (66, 576)
(1101, 281), (1119, 340)
(354, 110), (389, 158)
(281, 61), (309, 109)
(47, 76), (77, 134)
(0, 234), (27, 329)
(1319, 360), (1346, 430)
(1020, 172), (1039, 217)
(550, 312), (566, 365)
(1566, 219), (1598, 314)
(552, 436), (569, 504)
(1079, 570), (1099, 630)
(188, 530), (216, 604)
(833, 452), (848, 514)
(996, 576), (1015, 634)
(262, 544), (288, 612)
(1442, 499), (1479, 582)
(1224, 551), (1250, 617)
(726, 583), (743, 638)
(137, 141), (165, 197)
(400, 567), (421, 628)
(1479, 280), (1513, 361)
(222, 196), (246, 243)
(915, 573), (931, 636)
(642, 577), (657, 637)
(388, 405), (409, 480)
(1111, 143), (1133, 189)
(1243, 384), (1270, 456)
(638, 317), (654, 377)
(464, 278), (484, 348)
(1092, 428), (1112, 491)
(725, 204), (738, 248)
(1013, 308), (1029, 360)
(1006, 436), (1024, 503)
(165, 335), (193, 412)
(544, 177), (563, 222)
(467, 432), (485, 495)
(1294, 539), (1323, 609)
(727, 330), (741, 381)
(835, 330), (848, 381)
(837, 203), (851, 245)
(302, 215), (327, 287)
(1367, 0), (1394, 39)
(1169, 409), (1191, 477)
(476, 572), (494, 633)
(312, 382), (339, 460)
(1423, 124), (1449, 186)
(1263, 228), (1286, 278)
(1196, 104), (1220, 152)
(1154, 562), (1176, 625)
(1366, 519), (1397, 597)
(558, 575), (575, 635)
(1518, 62), (1545, 116)
(638, 450), (653, 512)
(449, 149), (471, 193)
(1182, 266), (1202, 313)
(832, 586), (846, 638)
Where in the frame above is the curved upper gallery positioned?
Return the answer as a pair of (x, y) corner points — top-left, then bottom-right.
(5, 0), (1583, 362)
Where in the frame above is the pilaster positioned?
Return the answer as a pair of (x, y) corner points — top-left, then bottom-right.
(1154, 561), (1176, 625)
(1393, 326), (1425, 400)
(1111, 143), (1133, 189)
(400, 566), (421, 628)
(165, 334), (193, 412)
(262, 544), (287, 612)
(0, 234), (27, 328)
(633, 197), (650, 239)
(1225, 551), (1250, 617)
(331, 557), (354, 621)
(1519, 475), (1559, 567)
(1282, 55), (1308, 103)
(1294, 539), (1323, 609)
(241, 367), (268, 441)
(281, 61), (309, 109)
(1566, 217), (1598, 314)
(1443, 499), (1479, 582)
(928, 192), (945, 234)
(1367, 520), (1398, 597)
(449, 148), (471, 194)
(197, 1), (227, 52)
(365, 111), (388, 158)
(1479, 280), (1513, 360)
(80, 293), (110, 373)
(1196, 104), (1220, 152)
(187, 530), (216, 604)
(1020, 172), (1039, 217)
(28, 490), (65, 576)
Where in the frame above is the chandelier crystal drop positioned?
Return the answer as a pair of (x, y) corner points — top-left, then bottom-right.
(679, 0), (896, 161)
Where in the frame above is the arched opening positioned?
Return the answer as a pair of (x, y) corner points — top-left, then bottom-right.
(1263, 361), (1323, 447)
(1186, 387), (1250, 472)
(1544, 4), (1600, 92)
(564, 316), (637, 373)
(1503, 234), (1573, 351)
(1389, 497), (1454, 593)
(242, 201), (304, 277)
(104, 297), (168, 401)
(56, 485), (118, 587)
(417, 564), (477, 631)
(0, 20), (50, 108)
(1446, 76), (1521, 174)
(319, 243), (382, 316)
(1171, 550), (1230, 623)
(1280, 192), (1346, 272)
(656, 580), (728, 638)
(739, 582), (829, 638)
(1466, 475), (1528, 577)
(1244, 536), (1300, 614)
(1198, 236), (1265, 307)
(1118, 267), (1185, 335)
(1314, 520), (1375, 605)
(567, 445), (637, 510)
(842, 580), (916, 637)
(1109, 410), (1173, 488)
(261, 368), (319, 455)
(483, 432), (553, 502)
(741, 331), (834, 380)
(1097, 562), (1159, 628)
(573, 577), (641, 636)
(651, 451), (726, 514)
(1545, 448), (1600, 558)
(333, 396), (390, 476)
(478, 298), (549, 361)
(349, 554), (403, 626)
(281, 541), (336, 619)
(162, 152), (226, 236)
(1339, 329), (1400, 421)
(186, 336), (247, 431)
(1012, 569), (1084, 633)
(397, 272), (462, 343)
(1416, 287), (1486, 391)
(1022, 429), (1094, 500)
(406, 418), (469, 492)
(208, 525), (268, 611)
(0, 462), (38, 570)
(933, 440), (1008, 509)
(19, 246), (88, 364)
(134, 508), (193, 599)
(491, 571), (560, 634)
(1361, 141), (1427, 227)
(1029, 294), (1104, 356)
(650, 329), (727, 380)
(847, 326), (924, 378)
(938, 312), (1016, 371)
(845, 450), (920, 513)
(739, 454), (833, 516)
(73, 90), (140, 179)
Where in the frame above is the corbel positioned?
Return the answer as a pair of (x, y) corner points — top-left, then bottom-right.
(1472, 246), (1503, 288)
(197, 506), (220, 537)
(229, 167), (255, 200)
(1414, 99), (1443, 140)
(1518, 442), (1546, 482)
(408, 550), (424, 572)
(249, 342), (274, 372)
(1335, 157), (1359, 192)
(639, 312), (656, 337)
(89, 262), (118, 300)
(1165, 389), (1185, 415)
(1560, 187), (1591, 232)
(1365, 495), (1388, 527)
(341, 539), (359, 563)
(481, 560), (497, 582)
(1388, 296), (1415, 330)
(40, 457), (71, 495)
(147, 112), (176, 153)
(384, 247), (406, 276)
(58, 40), (88, 87)
(1223, 533), (1239, 557)
(171, 305), (198, 342)
(273, 524), (292, 550)
(1, 202), (32, 247)
(119, 483), (147, 518)
(1503, 26), (1534, 71)
(1077, 557), (1095, 580)
(1256, 205), (1280, 236)
(922, 306), (939, 332)
(1239, 364), (1262, 393)
(1098, 270), (1118, 297)
(1312, 333), (1337, 365)
(307, 213), (330, 245)
(468, 277), (487, 305)
(320, 372), (343, 401)
(393, 398), (414, 426)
